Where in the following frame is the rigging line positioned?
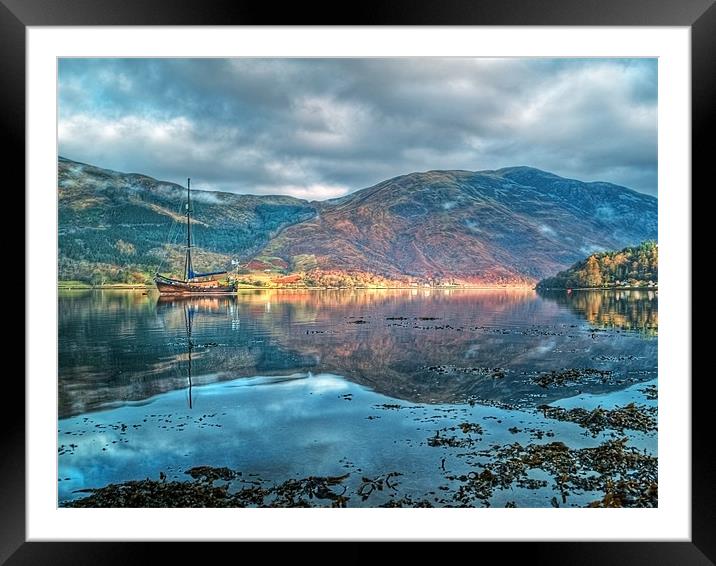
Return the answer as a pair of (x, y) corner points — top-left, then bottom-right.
(157, 224), (180, 276)
(153, 198), (187, 275)
(189, 188), (202, 254)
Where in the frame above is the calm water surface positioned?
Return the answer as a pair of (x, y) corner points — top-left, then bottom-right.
(58, 288), (657, 507)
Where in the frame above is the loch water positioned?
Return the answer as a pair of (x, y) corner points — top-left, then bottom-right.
(58, 288), (657, 507)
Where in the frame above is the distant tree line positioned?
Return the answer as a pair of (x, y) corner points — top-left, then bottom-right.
(58, 257), (152, 285)
(537, 241), (657, 289)
(301, 270), (398, 288)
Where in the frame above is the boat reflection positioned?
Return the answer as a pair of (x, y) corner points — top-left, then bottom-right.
(157, 295), (242, 409)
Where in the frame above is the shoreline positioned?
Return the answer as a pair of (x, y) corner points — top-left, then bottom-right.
(538, 286), (658, 291)
(57, 283), (657, 292)
(58, 283), (539, 291)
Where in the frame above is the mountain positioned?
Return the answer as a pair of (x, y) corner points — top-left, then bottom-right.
(537, 241), (658, 289)
(58, 158), (657, 285)
(260, 167), (657, 284)
(58, 157), (318, 283)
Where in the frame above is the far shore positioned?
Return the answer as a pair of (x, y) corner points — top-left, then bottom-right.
(58, 281), (658, 292)
(538, 286), (658, 291)
(58, 282), (152, 290)
(58, 282), (538, 291)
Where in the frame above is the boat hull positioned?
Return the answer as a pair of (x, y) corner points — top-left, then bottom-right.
(155, 277), (237, 295)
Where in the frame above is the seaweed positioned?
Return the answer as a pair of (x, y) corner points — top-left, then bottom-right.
(428, 423), (483, 448)
(450, 438), (657, 508)
(534, 368), (613, 388)
(64, 469), (351, 508)
(357, 472), (402, 501)
(538, 402), (657, 435)
(639, 384), (658, 401)
(425, 365), (507, 379)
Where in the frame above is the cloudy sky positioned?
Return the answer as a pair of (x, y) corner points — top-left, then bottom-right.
(58, 58), (657, 199)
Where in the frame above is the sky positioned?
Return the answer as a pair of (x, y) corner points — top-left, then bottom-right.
(58, 58), (657, 199)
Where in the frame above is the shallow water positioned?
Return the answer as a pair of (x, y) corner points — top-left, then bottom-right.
(58, 288), (657, 507)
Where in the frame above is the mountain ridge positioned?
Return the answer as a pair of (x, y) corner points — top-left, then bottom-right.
(260, 166), (656, 284)
(57, 157), (657, 285)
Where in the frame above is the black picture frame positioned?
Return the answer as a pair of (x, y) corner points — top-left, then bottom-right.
(7, 0), (706, 562)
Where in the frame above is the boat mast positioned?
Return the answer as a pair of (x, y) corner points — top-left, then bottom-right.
(184, 177), (193, 281)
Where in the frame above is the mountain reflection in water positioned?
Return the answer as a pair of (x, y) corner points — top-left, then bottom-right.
(59, 288), (657, 418)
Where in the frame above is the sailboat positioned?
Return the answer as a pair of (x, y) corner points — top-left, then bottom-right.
(154, 178), (238, 295)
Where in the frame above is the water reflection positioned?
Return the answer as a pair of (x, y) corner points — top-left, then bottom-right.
(59, 289), (657, 417)
(181, 300), (195, 409)
(538, 289), (658, 335)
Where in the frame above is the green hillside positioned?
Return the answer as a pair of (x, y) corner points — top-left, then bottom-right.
(537, 241), (658, 289)
(58, 157), (318, 283)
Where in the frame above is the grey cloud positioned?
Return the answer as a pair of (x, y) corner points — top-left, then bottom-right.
(58, 58), (658, 197)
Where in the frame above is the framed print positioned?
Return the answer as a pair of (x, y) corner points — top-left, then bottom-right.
(9, 0), (708, 563)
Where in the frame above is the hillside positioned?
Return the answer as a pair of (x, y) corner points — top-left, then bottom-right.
(537, 241), (658, 289)
(261, 167), (657, 284)
(58, 159), (657, 285)
(58, 157), (318, 283)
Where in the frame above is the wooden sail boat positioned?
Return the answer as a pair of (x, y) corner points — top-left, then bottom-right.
(154, 178), (238, 295)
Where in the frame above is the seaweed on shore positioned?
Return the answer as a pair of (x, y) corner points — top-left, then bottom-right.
(357, 472), (402, 501)
(428, 422), (484, 447)
(63, 471), (352, 508)
(534, 368), (613, 388)
(379, 496), (434, 507)
(185, 466), (238, 482)
(270, 474), (351, 507)
(65, 479), (259, 508)
(62, 432), (656, 509)
(425, 365), (507, 379)
(537, 402), (657, 435)
(639, 384), (658, 401)
(451, 438), (657, 508)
